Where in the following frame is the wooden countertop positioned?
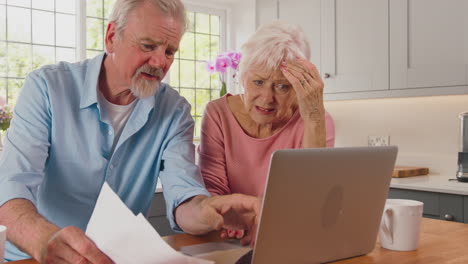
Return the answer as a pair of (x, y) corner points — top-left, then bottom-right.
(10, 218), (468, 264)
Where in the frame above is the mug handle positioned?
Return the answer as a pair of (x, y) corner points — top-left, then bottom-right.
(380, 208), (394, 245)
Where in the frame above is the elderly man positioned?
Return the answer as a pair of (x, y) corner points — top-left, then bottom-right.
(0, 0), (260, 263)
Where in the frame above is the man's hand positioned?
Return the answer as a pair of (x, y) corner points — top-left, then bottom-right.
(39, 226), (114, 264)
(0, 199), (113, 264)
(175, 194), (261, 246)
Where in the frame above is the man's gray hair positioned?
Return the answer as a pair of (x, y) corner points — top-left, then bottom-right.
(108, 0), (188, 35)
(238, 20), (311, 82)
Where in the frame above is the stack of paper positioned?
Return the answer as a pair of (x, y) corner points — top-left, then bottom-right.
(86, 182), (214, 264)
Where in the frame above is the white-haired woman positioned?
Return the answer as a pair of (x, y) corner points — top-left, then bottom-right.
(198, 21), (335, 233)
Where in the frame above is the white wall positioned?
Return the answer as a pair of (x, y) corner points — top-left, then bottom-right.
(325, 95), (468, 177)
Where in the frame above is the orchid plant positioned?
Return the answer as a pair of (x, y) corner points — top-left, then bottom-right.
(205, 51), (241, 97)
(0, 97), (12, 131)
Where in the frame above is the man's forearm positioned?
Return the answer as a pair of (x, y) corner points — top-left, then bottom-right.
(0, 198), (59, 261)
(174, 195), (220, 235)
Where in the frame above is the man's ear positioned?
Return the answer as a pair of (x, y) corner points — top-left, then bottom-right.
(104, 21), (117, 53)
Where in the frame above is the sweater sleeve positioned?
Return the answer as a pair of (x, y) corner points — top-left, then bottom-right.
(197, 101), (231, 196)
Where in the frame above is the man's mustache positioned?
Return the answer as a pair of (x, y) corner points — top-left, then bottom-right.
(135, 64), (164, 79)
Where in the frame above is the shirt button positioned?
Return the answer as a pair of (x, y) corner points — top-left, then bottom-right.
(108, 130), (113, 135)
(110, 164), (114, 170)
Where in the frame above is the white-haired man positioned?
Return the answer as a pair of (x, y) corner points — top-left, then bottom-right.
(0, 0), (260, 262)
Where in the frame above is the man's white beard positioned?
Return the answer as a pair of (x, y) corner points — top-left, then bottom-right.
(130, 77), (160, 99)
(130, 64), (164, 99)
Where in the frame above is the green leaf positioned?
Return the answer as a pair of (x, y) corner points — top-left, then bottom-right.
(219, 81), (227, 97)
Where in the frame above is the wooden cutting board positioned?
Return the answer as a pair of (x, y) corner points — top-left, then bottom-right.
(392, 166), (429, 178)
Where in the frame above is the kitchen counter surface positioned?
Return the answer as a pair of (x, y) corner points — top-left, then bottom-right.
(391, 174), (468, 195)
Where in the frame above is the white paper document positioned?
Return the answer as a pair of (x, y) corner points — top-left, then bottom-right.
(86, 182), (214, 264)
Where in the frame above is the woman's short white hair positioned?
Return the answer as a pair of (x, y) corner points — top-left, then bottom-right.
(109, 0), (187, 36)
(238, 20), (311, 81)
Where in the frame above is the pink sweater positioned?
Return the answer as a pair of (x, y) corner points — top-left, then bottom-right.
(198, 95), (335, 197)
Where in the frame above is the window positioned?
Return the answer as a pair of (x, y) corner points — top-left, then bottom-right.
(168, 8), (224, 137)
(0, 0), (225, 137)
(0, 0), (77, 105)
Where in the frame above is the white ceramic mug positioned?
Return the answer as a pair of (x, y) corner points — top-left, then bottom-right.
(379, 199), (423, 251)
(0, 225), (6, 264)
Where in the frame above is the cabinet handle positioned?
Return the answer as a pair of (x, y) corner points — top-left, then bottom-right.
(444, 214), (455, 221)
(324, 73), (331, 79)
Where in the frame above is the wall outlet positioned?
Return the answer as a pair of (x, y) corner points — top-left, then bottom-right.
(368, 135), (390, 146)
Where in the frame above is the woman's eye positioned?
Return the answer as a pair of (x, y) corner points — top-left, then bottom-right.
(275, 83), (291, 93)
(253, 80), (264, 86)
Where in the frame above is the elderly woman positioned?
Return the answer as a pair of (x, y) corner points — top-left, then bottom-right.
(198, 21), (335, 199)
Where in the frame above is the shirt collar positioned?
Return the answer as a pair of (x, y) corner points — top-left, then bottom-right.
(80, 52), (106, 109)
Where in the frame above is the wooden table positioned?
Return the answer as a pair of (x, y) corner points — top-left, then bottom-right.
(10, 218), (468, 264)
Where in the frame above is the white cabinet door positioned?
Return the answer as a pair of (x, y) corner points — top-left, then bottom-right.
(321, 0), (389, 94)
(390, 0), (468, 90)
(278, 0), (321, 71)
(256, 0), (278, 28)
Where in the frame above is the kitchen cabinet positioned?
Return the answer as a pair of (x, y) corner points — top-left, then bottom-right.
(388, 188), (467, 223)
(254, 0), (468, 100)
(390, 0), (468, 92)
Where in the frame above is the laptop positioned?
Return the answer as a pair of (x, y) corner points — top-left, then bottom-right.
(246, 146), (398, 264)
(182, 146), (398, 263)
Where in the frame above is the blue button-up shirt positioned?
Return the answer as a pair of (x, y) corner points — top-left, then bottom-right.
(0, 54), (210, 261)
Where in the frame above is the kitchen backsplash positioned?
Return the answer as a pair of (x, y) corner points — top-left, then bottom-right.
(325, 94), (468, 177)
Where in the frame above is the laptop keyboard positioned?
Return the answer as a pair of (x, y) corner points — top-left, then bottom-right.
(235, 249), (253, 264)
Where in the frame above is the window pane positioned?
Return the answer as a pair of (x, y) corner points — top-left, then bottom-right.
(210, 15), (219, 35)
(210, 35), (219, 60)
(56, 0), (75, 14)
(32, 0), (54, 11)
(195, 61), (209, 89)
(104, 0), (117, 18)
(33, 45), (54, 69)
(8, 0), (29, 8)
(195, 89), (209, 116)
(56, 47), (76, 62)
(211, 88), (220, 100)
(195, 34), (210, 61)
(0, 41), (6, 75)
(87, 0), (103, 17)
(0, 0), (5, 4)
(87, 18), (103, 50)
(179, 88), (195, 116)
(7, 6), (30, 43)
(7, 43), (31, 77)
(179, 32), (194, 60)
(186, 12), (194, 32)
(32, 10), (54, 45)
(169, 59), (179, 88)
(179, 60), (194, 88)
(0, 5), (5, 40)
(195, 13), (209, 34)
(86, 49), (101, 59)
(0, 78), (6, 102)
(210, 72), (220, 89)
(7, 78), (23, 106)
(194, 116), (201, 137)
(56, 14), (75, 47)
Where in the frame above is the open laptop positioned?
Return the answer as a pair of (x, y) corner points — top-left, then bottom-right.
(245, 146), (398, 264)
(182, 146), (398, 263)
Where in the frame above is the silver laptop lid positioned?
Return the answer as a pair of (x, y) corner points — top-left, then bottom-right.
(252, 146), (398, 264)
